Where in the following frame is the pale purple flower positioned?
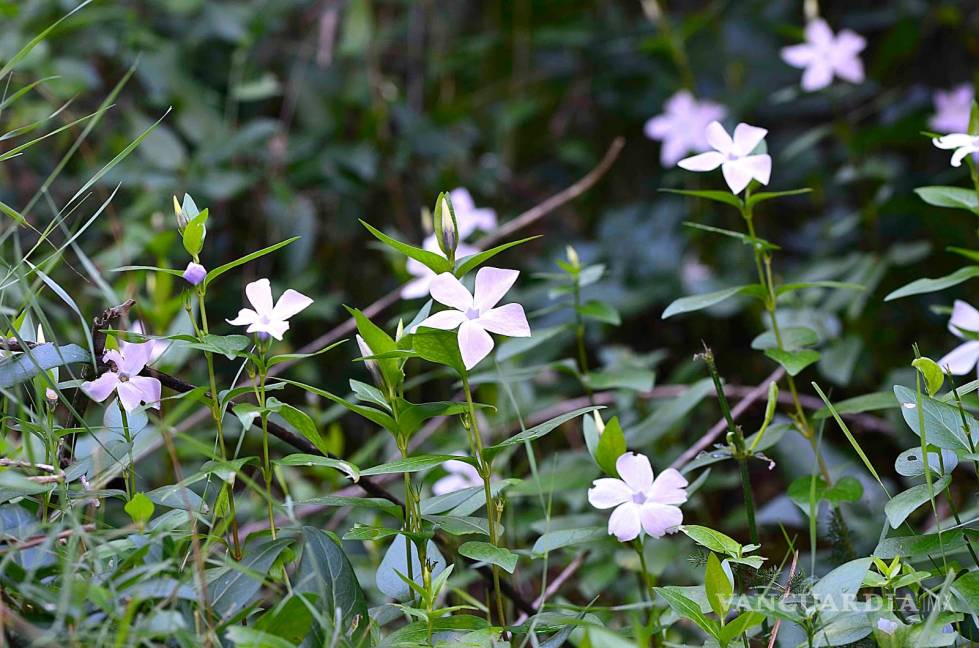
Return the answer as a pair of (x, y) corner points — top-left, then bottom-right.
(781, 19), (865, 92)
(402, 237), (478, 299)
(588, 452), (688, 542)
(81, 341), (162, 412)
(414, 267), (530, 370)
(876, 618), (899, 636)
(931, 84), (974, 134)
(130, 321), (167, 364)
(227, 278), (313, 341)
(678, 121), (772, 194)
(449, 188), (497, 239)
(939, 300), (979, 375)
(933, 133), (979, 167)
(182, 261), (206, 286)
(645, 90), (728, 166)
(432, 453), (483, 495)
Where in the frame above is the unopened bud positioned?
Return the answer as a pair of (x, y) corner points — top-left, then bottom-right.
(182, 261), (207, 286)
(566, 245), (580, 270)
(434, 193), (458, 261)
(356, 335), (383, 387)
(395, 318), (405, 342)
(173, 195), (188, 230)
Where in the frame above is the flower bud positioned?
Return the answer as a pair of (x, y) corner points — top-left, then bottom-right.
(434, 193), (458, 261)
(174, 195), (189, 231)
(182, 261), (207, 286)
(356, 335), (383, 387)
(566, 245), (580, 270)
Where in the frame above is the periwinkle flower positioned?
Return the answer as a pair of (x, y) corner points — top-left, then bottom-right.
(876, 618), (899, 636)
(432, 454), (483, 495)
(449, 188), (497, 238)
(227, 278), (313, 341)
(130, 321), (167, 364)
(932, 133), (979, 167)
(183, 261), (206, 286)
(644, 90), (728, 166)
(930, 84), (974, 134)
(588, 452), (688, 542)
(81, 341), (162, 412)
(780, 18), (865, 92)
(414, 267), (530, 370)
(938, 300), (979, 375)
(678, 121), (772, 194)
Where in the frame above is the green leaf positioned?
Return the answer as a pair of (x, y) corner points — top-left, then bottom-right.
(275, 403), (332, 457)
(359, 454), (463, 477)
(704, 553), (732, 618)
(111, 265), (187, 277)
(532, 527), (608, 555)
(875, 528), (979, 559)
(683, 222), (779, 251)
(595, 416), (626, 476)
(751, 327), (819, 351)
(124, 492), (155, 526)
(396, 400), (480, 438)
(458, 541), (518, 574)
(775, 280), (864, 297)
(361, 220), (451, 274)
(746, 188), (812, 208)
(252, 594), (316, 645)
(653, 587), (719, 639)
(226, 626), (297, 648)
(893, 385), (975, 453)
(680, 525), (742, 558)
(764, 348), (820, 376)
(482, 406), (601, 461)
(210, 539), (293, 619)
(787, 475), (864, 507)
(182, 208), (208, 257)
(204, 237), (299, 288)
(718, 611), (765, 646)
(577, 300), (621, 325)
(915, 186), (979, 213)
(276, 454), (359, 481)
(812, 391), (897, 419)
(912, 357), (945, 396)
(281, 379), (397, 434)
(885, 476), (951, 529)
(184, 334), (251, 360)
(812, 557), (873, 607)
(411, 328), (465, 375)
(345, 306), (402, 389)
(295, 527), (369, 645)
(660, 188), (742, 209)
(0, 343), (89, 389)
(454, 236), (539, 277)
(885, 266), (979, 301)
(662, 285), (764, 319)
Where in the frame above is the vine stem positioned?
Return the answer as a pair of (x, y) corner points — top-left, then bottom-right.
(461, 373), (507, 632)
(252, 343), (276, 540)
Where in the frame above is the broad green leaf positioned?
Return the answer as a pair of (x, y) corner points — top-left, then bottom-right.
(912, 357), (944, 396)
(482, 406), (601, 461)
(812, 391), (897, 419)
(718, 611), (765, 646)
(183, 334), (251, 360)
(276, 454), (359, 481)
(532, 527), (608, 555)
(893, 385), (975, 453)
(361, 220), (451, 274)
(342, 526), (401, 541)
(595, 416), (626, 476)
(0, 343), (89, 389)
(210, 539), (293, 619)
(704, 553), (732, 618)
(411, 328), (465, 375)
(683, 221), (779, 251)
(653, 587), (719, 639)
(281, 379), (397, 433)
(458, 541), (518, 574)
(454, 236), (539, 277)
(396, 400), (482, 438)
(577, 300), (621, 325)
(275, 403), (332, 457)
(182, 208), (208, 257)
(764, 348), (820, 376)
(746, 188), (812, 208)
(915, 186), (979, 213)
(376, 534), (446, 600)
(252, 594), (316, 646)
(885, 476), (951, 529)
(885, 266), (979, 301)
(225, 626), (297, 648)
(359, 454), (463, 477)
(875, 529), (979, 559)
(662, 284), (764, 319)
(660, 188), (742, 209)
(124, 492), (154, 526)
(812, 557), (873, 607)
(680, 525), (741, 558)
(204, 237), (299, 288)
(787, 475), (863, 507)
(750, 326), (818, 351)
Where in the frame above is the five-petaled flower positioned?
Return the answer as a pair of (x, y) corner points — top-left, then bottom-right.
(81, 341), (162, 412)
(939, 300), (979, 375)
(588, 452), (688, 542)
(414, 267), (530, 370)
(931, 84), (974, 134)
(645, 90), (728, 166)
(402, 188), (496, 299)
(227, 278), (313, 341)
(678, 121), (772, 194)
(780, 19), (865, 92)
(432, 454), (483, 495)
(932, 133), (979, 167)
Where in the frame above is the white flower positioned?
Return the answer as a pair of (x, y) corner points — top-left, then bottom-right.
(939, 300), (979, 375)
(588, 452), (688, 542)
(81, 341), (162, 412)
(781, 19), (866, 92)
(931, 84), (974, 134)
(932, 133), (979, 167)
(449, 188), (497, 239)
(876, 618), (899, 636)
(227, 278), (313, 341)
(432, 453), (483, 495)
(414, 267), (531, 370)
(678, 121), (772, 194)
(645, 91), (728, 166)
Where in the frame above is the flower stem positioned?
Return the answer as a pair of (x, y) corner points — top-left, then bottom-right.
(118, 401), (135, 500)
(572, 274), (593, 402)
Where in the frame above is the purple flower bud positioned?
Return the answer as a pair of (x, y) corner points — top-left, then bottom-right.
(183, 262), (206, 286)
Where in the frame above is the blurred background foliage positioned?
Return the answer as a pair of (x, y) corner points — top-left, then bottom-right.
(4, 0), (979, 597)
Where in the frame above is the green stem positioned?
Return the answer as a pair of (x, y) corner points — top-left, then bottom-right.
(572, 277), (594, 402)
(253, 351), (276, 540)
(119, 401), (135, 500)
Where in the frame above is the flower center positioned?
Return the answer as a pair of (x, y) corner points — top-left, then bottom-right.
(632, 491), (648, 505)
(258, 314), (272, 325)
(726, 151), (740, 161)
(118, 373), (129, 383)
(465, 307), (481, 320)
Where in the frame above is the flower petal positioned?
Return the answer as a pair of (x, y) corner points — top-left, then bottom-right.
(616, 452), (654, 492)
(704, 120), (734, 155)
(120, 341), (154, 375)
(805, 18), (834, 46)
(401, 275), (433, 299)
(479, 303), (530, 337)
(607, 502), (642, 542)
(732, 123), (767, 157)
(116, 381), (145, 412)
(644, 114), (671, 140)
(245, 278), (275, 315)
(741, 154), (772, 185)
(949, 300), (979, 336)
(458, 320), (494, 370)
(833, 55), (864, 84)
(938, 341), (979, 375)
(677, 151), (725, 172)
(835, 29), (866, 55)
(648, 468), (689, 505)
(721, 159), (753, 195)
(933, 134), (976, 150)
(227, 308), (259, 326)
(129, 375), (162, 410)
(249, 319), (289, 341)
(588, 478), (634, 509)
(473, 267), (519, 312)
(415, 310), (467, 331)
(81, 372), (119, 403)
(801, 61), (834, 91)
(951, 145), (979, 167)
(639, 503), (684, 538)
(273, 289), (313, 320)
(102, 349), (124, 369)
(781, 43), (814, 68)
(429, 273), (474, 311)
